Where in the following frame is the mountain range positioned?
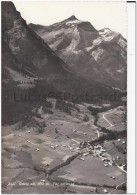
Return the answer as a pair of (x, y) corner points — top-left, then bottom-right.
(29, 16), (127, 90)
(2, 2), (124, 124)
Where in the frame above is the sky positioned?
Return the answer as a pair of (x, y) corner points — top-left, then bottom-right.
(14, 1), (127, 38)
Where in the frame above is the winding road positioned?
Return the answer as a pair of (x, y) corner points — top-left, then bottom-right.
(102, 112), (114, 128)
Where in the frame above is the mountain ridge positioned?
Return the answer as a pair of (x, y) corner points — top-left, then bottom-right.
(29, 16), (127, 90)
(2, 2), (116, 96)
(2, 2), (123, 124)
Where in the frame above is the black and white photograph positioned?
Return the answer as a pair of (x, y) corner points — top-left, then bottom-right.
(1, 1), (134, 194)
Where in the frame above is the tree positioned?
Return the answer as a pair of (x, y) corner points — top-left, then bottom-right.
(83, 115), (89, 122)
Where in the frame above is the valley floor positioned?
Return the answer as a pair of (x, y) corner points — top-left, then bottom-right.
(2, 101), (127, 194)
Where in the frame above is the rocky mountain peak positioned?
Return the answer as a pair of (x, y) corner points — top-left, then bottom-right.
(29, 14), (127, 90)
(77, 21), (97, 32)
(67, 15), (78, 20)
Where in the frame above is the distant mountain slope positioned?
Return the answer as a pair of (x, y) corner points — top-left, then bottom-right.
(2, 2), (117, 95)
(2, 2), (70, 77)
(29, 16), (127, 90)
(2, 2), (122, 124)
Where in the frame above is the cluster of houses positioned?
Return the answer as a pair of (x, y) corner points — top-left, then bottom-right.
(78, 142), (118, 169)
(50, 144), (59, 149)
(49, 141), (80, 153)
(91, 144), (116, 167)
(48, 140), (118, 168)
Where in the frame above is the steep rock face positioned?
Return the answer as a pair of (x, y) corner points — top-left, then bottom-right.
(29, 17), (127, 90)
(29, 16), (98, 52)
(2, 2), (77, 93)
(2, 2), (117, 98)
(2, 2), (121, 124)
(2, 2), (69, 77)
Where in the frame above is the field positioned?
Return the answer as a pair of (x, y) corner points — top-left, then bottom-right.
(97, 107), (126, 131)
(2, 101), (127, 194)
(51, 156), (126, 187)
(103, 138), (127, 167)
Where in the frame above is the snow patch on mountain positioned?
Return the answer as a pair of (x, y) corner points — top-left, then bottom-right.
(86, 46), (94, 52)
(99, 28), (110, 35)
(118, 37), (126, 49)
(65, 27), (80, 52)
(99, 28), (119, 42)
(28, 17), (127, 90)
(103, 36), (114, 42)
(91, 47), (104, 61)
(66, 20), (82, 26)
(93, 37), (102, 46)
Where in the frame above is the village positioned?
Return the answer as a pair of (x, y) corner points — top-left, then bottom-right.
(2, 102), (127, 194)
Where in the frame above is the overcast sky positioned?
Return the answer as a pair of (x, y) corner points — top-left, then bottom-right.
(14, 1), (127, 38)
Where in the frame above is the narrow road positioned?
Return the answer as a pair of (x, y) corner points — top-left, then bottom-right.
(102, 112), (114, 128)
(109, 181), (126, 194)
(71, 139), (80, 144)
(27, 140), (39, 147)
(96, 130), (100, 138)
(115, 163), (127, 174)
